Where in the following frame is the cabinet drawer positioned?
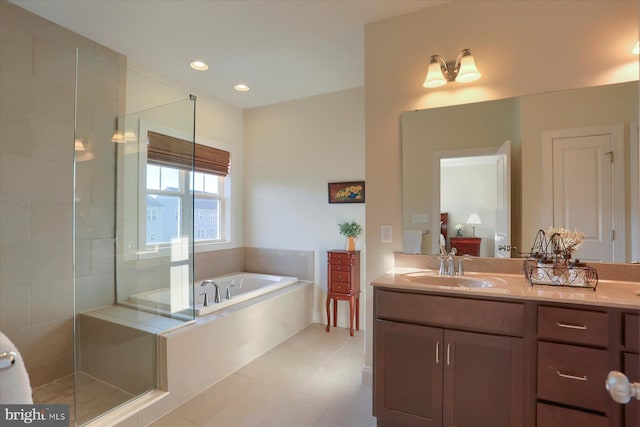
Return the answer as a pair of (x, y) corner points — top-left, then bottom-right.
(331, 271), (351, 283)
(624, 313), (639, 351)
(331, 264), (351, 273)
(328, 252), (352, 261)
(537, 402), (608, 427)
(537, 341), (609, 413)
(330, 282), (350, 294)
(375, 289), (524, 336)
(538, 306), (608, 347)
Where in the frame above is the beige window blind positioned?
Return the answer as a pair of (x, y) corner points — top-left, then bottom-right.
(147, 131), (230, 177)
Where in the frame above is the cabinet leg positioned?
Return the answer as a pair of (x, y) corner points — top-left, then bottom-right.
(333, 299), (337, 327)
(349, 296), (355, 336)
(355, 294), (360, 332)
(325, 296), (330, 332)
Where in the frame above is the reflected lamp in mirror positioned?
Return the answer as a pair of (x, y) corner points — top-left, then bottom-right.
(466, 213), (482, 237)
(423, 48), (481, 88)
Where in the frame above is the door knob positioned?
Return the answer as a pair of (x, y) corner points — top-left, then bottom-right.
(606, 370), (640, 404)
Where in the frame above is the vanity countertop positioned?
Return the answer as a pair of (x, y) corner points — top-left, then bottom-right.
(372, 268), (640, 310)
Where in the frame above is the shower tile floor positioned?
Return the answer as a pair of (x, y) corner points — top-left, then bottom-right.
(32, 372), (134, 426)
(150, 323), (376, 427)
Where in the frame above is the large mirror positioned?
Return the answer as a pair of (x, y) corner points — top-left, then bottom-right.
(402, 80), (639, 263)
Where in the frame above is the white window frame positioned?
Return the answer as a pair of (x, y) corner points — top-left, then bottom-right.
(132, 120), (235, 259)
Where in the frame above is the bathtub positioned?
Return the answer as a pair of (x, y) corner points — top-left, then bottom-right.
(196, 273), (299, 316)
(127, 273), (299, 317)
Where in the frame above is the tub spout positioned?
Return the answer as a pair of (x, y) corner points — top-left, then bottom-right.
(200, 280), (221, 304)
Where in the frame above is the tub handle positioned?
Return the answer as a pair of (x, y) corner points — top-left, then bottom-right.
(200, 292), (210, 307)
(226, 284), (235, 300)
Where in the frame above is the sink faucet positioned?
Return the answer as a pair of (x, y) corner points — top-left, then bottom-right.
(457, 257), (472, 276)
(447, 248), (457, 275)
(439, 248), (457, 276)
(200, 280), (221, 305)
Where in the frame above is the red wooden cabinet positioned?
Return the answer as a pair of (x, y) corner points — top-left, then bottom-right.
(326, 250), (360, 336)
(450, 237), (481, 256)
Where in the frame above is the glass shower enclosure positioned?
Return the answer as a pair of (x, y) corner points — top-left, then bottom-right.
(73, 49), (195, 425)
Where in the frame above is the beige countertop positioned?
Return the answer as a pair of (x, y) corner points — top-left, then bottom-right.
(372, 268), (640, 310)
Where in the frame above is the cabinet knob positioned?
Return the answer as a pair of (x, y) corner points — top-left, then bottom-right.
(606, 370), (640, 404)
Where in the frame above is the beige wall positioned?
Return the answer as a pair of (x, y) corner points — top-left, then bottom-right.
(364, 0), (638, 373)
(244, 87), (365, 327)
(0, 0), (124, 386)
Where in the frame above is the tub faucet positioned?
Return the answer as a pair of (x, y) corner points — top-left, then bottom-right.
(226, 284), (235, 300)
(200, 280), (222, 304)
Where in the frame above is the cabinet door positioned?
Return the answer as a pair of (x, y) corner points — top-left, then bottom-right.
(375, 320), (443, 427)
(624, 353), (640, 427)
(443, 330), (524, 427)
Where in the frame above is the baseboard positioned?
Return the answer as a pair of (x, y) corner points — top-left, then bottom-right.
(362, 365), (373, 386)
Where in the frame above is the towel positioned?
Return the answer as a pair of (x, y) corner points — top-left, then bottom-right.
(403, 230), (423, 254)
(0, 331), (32, 404)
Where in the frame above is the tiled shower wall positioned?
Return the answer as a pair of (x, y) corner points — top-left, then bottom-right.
(0, 0), (124, 386)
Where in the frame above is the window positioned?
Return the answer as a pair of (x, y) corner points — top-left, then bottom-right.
(145, 131), (230, 247)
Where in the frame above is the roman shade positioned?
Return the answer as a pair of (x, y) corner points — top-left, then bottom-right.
(147, 131), (230, 177)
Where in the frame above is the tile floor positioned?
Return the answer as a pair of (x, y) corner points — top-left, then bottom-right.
(150, 323), (376, 427)
(32, 372), (134, 426)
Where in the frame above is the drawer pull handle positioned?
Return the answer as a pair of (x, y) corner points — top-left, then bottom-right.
(557, 371), (588, 381)
(556, 322), (587, 330)
(435, 341), (440, 364)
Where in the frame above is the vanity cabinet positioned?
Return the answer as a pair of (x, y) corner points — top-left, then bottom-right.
(622, 313), (639, 427)
(536, 305), (612, 426)
(374, 289), (525, 427)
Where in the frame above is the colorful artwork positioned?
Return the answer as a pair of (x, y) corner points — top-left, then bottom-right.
(328, 181), (365, 204)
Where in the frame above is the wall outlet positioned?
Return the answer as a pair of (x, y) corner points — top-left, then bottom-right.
(381, 225), (392, 243)
(412, 214), (429, 224)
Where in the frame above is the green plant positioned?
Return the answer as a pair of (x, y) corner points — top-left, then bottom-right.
(338, 220), (363, 238)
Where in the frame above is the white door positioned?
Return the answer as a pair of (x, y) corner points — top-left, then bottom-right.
(495, 141), (511, 258)
(544, 125), (624, 262)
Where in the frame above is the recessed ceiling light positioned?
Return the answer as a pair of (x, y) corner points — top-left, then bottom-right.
(234, 83), (250, 92)
(190, 60), (208, 71)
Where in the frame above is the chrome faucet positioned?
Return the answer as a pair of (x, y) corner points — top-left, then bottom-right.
(447, 248), (457, 276)
(438, 248), (457, 276)
(200, 280), (221, 305)
(457, 257), (472, 276)
(225, 284), (235, 300)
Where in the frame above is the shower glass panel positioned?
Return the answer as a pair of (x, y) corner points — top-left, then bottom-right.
(74, 49), (195, 426)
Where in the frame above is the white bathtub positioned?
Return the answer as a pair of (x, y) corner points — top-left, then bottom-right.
(127, 273), (299, 317)
(196, 273), (299, 316)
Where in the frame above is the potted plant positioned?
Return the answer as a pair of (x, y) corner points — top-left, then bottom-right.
(338, 220), (363, 251)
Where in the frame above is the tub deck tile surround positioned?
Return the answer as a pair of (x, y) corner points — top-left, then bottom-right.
(148, 324), (375, 427)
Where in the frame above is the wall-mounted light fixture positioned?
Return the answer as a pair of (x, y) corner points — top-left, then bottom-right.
(423, 48), (481, 88)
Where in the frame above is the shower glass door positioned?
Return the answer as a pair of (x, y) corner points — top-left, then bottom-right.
(74, 49), (195, 425)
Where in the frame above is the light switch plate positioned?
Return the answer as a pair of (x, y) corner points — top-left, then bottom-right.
(381, 225), (392, 243)
(412, 213), (429, 224)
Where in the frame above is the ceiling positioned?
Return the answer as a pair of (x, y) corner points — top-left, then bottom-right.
(11, 0), (448, 109)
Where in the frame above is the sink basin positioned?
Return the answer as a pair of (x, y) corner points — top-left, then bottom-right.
(402, 271), (495, 288)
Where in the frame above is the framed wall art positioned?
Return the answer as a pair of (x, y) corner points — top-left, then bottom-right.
(328, 181), (365, 204)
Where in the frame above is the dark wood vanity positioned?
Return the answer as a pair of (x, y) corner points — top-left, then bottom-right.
(373, 277), (640, 427)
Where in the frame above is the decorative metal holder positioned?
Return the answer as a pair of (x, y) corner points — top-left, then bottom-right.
(523, 229), (598, 291)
